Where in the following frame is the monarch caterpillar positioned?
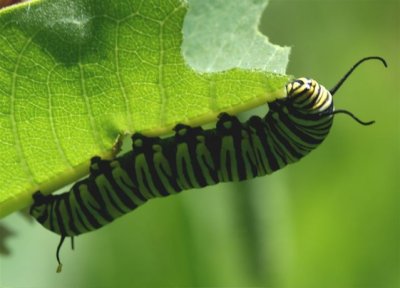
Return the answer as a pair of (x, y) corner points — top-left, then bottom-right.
(30, 56), (386, 272)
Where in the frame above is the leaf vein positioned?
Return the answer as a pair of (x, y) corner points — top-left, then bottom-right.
(78, 47), (105, 151)
(115, 21), (134, 131)
(47, 64), (74, 168)
(10, 36), (37, 186)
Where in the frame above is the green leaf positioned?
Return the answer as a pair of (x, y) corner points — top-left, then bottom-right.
(0, 0), (290, 218)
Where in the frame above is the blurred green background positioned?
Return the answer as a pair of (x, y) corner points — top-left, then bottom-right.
(1, 0), (399, 287)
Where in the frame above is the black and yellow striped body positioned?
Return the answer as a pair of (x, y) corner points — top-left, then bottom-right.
(30, 78), (334, 237)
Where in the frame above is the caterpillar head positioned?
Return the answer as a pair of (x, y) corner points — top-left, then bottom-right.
(280, 56), (387, 125)
(285, 77), (333, 114)
(286, 77), (314, 97)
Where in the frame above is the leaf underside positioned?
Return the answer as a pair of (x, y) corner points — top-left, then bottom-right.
(0, 0), (290, 218)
